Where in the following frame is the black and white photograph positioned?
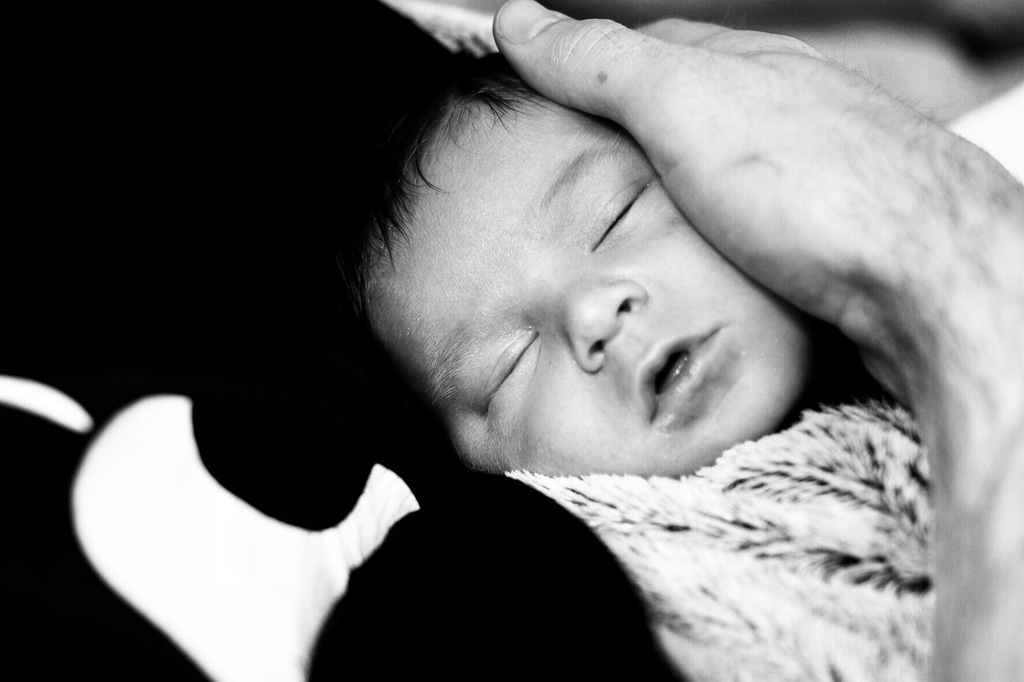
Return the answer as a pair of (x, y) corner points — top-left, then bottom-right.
(5, 1), (1022, 680)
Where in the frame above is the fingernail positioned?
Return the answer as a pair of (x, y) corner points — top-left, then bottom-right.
(496, 0), (563, 44)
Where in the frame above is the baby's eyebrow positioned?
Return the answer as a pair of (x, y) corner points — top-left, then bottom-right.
(541, 137), (637, 211)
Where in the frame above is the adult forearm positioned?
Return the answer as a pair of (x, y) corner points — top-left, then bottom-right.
(924, 353), (1024, 682)
(873, 135), (1024, 682)
(932, 448), (1024, 681)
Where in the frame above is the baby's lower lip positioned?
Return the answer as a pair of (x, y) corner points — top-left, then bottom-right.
(653, 330), (738, 432)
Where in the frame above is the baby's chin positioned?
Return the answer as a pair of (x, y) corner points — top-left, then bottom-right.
(650, 391), (811, 476)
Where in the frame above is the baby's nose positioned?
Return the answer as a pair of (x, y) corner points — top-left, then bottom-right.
(565, 280), (647, 373)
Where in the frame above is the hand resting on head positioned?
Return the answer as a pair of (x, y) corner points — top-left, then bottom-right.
(493, 2), (1024, 680)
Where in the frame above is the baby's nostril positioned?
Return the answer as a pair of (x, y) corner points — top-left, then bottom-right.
(591, 340), (605, 356)
(618, 300), (631, 314)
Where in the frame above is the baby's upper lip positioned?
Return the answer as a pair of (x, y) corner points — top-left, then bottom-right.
(638, 327), (720, 423)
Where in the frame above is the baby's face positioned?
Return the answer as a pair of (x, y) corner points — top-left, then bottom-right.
(370, 102), (815, 476)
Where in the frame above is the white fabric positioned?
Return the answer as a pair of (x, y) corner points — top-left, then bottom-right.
(72, 395), (419, 682)
(380, 0), (496, 55)
(949, 79), (1024, 183)
(509, 402), (932, 681)
(0, 374), (94, 433)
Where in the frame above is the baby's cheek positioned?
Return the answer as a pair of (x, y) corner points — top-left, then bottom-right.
(516, 391), (614, 476)
(514, 396), (566, 472)
(448, 411), (517, 474)
(456, 400), (547, 473)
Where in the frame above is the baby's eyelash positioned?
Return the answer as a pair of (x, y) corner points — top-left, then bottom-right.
(593, 182), (650, 251)
(484, 331), (537, 412)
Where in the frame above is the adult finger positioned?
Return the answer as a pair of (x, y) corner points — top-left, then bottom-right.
(492, 1), (821, 125)
(492, 0), (713, 142)
(491, 0), (845, 201)
(637, 16), (825, 60)
(492, 1), (892, 306)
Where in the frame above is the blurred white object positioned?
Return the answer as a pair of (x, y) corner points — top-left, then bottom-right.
(950, 79), (1024, 182)
(72, 395), (419, 682)
(380, 0), (496, 54)
(0, 374), (93, 433)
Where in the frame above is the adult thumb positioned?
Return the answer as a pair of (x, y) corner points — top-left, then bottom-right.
(492, 0), (683, 123)
(491, 0), (734, 179)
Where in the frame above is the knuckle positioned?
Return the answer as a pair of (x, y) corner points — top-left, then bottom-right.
(637, 17), (691, 41)
(646, 17), (689, 33)
(710, 30), (825, 62)
(768, 34), (825, 60)
(546, 19), (632, 68)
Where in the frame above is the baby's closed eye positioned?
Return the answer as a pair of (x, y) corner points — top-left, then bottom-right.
(485, 329), (539, 414)
(593, 180), (652, 251)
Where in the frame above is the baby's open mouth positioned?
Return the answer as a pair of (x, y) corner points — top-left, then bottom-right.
(644, 327), (727, 428)
(654, 350), (691, 396)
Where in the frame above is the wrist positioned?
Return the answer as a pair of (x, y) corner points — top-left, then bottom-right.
(828, 122), (1024, 493)
(841, 125), (1024, 406)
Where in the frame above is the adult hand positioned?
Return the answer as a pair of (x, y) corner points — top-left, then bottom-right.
(495, 1), (1021, 381)
(492, 2), (1024, 681)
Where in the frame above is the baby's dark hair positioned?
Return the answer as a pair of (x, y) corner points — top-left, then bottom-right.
(337, 52), (539, 327)
(332, 52), (543, 474)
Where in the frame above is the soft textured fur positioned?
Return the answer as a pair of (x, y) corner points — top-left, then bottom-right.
(509, 401), (933, 681)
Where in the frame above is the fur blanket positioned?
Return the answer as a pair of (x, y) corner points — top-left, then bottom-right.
(508, 401), (933, 682)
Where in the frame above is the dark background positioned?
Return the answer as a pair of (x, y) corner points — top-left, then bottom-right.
(4, 3), (675, 680)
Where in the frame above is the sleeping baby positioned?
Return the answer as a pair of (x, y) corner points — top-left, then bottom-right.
(344, 53), (884, 477)
(338, 53), (937, 680)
